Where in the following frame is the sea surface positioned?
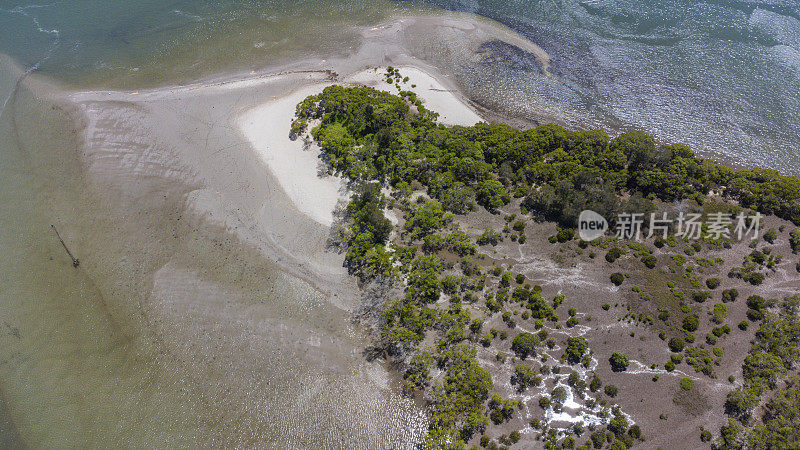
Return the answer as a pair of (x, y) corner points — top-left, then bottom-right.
(1, 0), (799, 447)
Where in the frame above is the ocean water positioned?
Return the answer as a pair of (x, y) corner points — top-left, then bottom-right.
(418, 0), (800, 173)
(1, 0), (799, 447)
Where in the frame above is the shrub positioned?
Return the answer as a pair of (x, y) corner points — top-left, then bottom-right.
(641, 255), (657, 269)
(746, 295), (768, 311)
(763, 228), (777, 244)
(665, 361), (675, 372)
(477, 228), (503, 246)
(706, 278), (721, 289)
(747, 308), (764, 321)
(668, 338), (685, 352)
(512, 364), (541, 390)
(511, 332), (539, 359)
(744, 272), (765, 285)
(539, 396), (550, 409)
(791, 228), (800, 253)
(722, 288), (739, 303)
(290, 117), (307, 136)
(564, 337), (589, 364)
(682, 315), (699, 332)
(555, 227), (575, 243)
(606, 247), (624, 263)
(590, 376), (602, 392)
(609, 352), (630, 372)
(680, 378), (694, 390)
(712, 303), (727, 324)
(610, 272), (625, 286)
(604, 384), (618, 397)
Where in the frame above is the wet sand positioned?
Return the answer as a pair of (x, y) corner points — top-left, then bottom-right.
(0, 12), (549, 448)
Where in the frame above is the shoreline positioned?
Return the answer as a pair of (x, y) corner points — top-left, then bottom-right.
(236, 65), (484, 227)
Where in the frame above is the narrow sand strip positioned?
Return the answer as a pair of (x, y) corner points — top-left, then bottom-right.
(237, 66), (483, 226)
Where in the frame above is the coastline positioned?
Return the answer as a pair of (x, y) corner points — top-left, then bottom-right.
(236, 65), (484, 228)
(0, 11), (546, 448)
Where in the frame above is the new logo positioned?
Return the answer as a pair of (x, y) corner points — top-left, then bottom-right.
(578, 210), (608, 241)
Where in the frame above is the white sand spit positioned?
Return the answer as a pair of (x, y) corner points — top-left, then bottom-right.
(237, 66), (483, 226)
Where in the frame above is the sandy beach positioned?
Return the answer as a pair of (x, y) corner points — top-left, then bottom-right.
(0, 11), (548, 448)
(237, 66), (483, 227)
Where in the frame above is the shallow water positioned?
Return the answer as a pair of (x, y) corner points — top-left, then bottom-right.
(0, 1), (432, 447)
(1, 0), (799, 446)
(419, 0), (800, 173)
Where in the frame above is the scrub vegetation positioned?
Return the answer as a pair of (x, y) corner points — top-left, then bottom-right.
(293, 73), (800, 449)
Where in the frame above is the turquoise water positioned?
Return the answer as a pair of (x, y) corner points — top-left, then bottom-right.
(1, 0), (799, 446)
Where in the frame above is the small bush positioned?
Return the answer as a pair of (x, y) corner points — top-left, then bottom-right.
(668, 338), (685, 353)
(477, 228), (503, 246)
(556, 227), (574, 243)
(606, 247), (624, 263)
(680, 378), (694, 390)
(744, 272), (765, 285)
(609, 352), (629, 372)
(706, 278), (721, 289)
(610, 272), (625, 286)
(511, 332), (539, 359)
(722, 288), (739, 303)
(682, 316), (699, 332)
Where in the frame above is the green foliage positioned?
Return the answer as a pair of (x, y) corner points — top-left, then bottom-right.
(606, 247), (625, 263)
(742, 352), (787, 390)
(680, 378), (694, 390)
(512, 364), (541, 391)
(641, 255), (657, 269)
(589, 375), (602, 392)
(791, 228), (800, 253)
(403, 351), (434, 394)
(706, 277), (721, 289)
(488, 394), (518, 424)
(446, 229), (477, 256)
(668, 337), (685, 353)
(477, 228), (503, 246)
(744, 271), (765, 285)
(610, 272), (625, 286)
(511, 332), (540, 359)
(426, 344), (493, 447)
(555, 227), (575, 243)
(476, 179), (510, 210)
(747, 378), (800, 448)
(564, 337), (589, 364)
(406, 200), (451, 238)
(293, 84), (800, 448)
(683, 315), (699, 332)
(290, 117), (307, 136)
(712, 303), (728, 324)
(722, 288), (739, 303)
(609, 352), (630, 372)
